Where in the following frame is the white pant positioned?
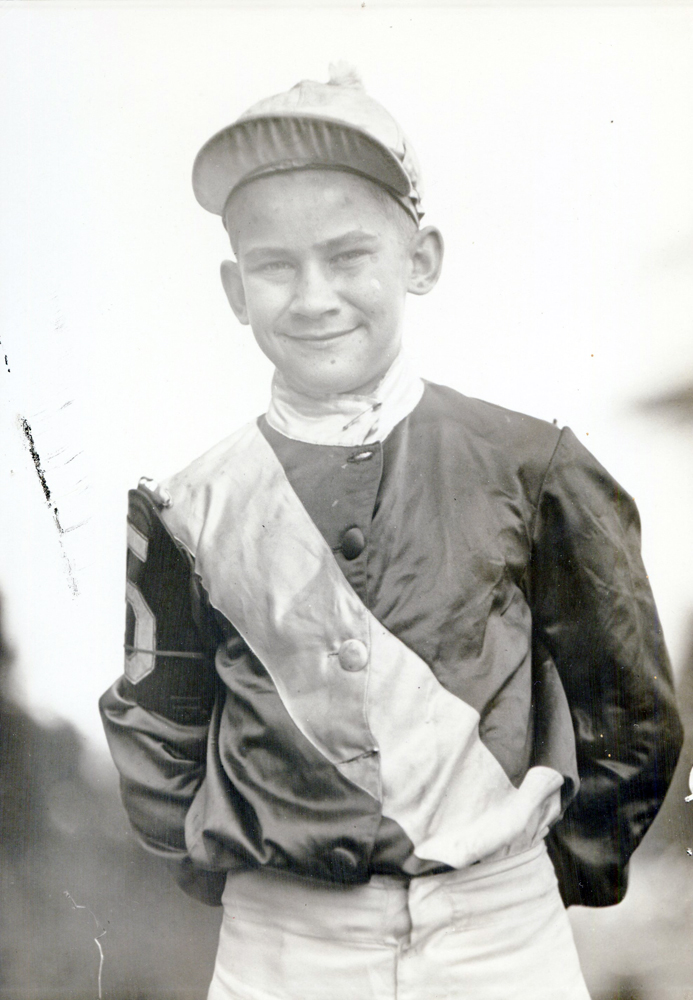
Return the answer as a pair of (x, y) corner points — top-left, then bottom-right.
(208, 843), (591, 1000)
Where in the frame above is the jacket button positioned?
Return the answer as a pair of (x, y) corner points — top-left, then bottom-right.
(341, 526), (366, 560)
(338, 639), (369, 672)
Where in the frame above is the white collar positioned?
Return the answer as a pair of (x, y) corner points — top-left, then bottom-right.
(265, 353), (424, 447)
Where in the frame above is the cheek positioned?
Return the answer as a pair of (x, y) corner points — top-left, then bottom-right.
(356, 281), (405, 330)
(244, 281), (291, 327)
(355, 257), (408, 312)
(349, 272), (398, 315)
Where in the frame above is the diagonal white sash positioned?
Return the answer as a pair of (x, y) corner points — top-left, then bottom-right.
(160, 421), (563, 868)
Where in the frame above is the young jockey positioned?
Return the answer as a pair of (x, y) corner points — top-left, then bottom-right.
(100, 67), (682, 1000)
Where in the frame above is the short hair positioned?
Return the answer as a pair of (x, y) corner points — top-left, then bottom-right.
(223, 168), (418, 256)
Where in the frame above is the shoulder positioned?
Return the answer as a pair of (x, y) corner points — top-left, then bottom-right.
(420, 381), (560, 452)
(162, 418), (261, 495)
(416, 381), (563, 496)
(130, 418), (263, 552)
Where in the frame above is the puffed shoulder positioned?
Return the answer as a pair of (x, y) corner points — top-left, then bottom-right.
(421, 380), (561, 446)
(418, 381), (564, 510)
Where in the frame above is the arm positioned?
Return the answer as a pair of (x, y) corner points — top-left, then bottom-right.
(530, 428), (683, 907)
(99, 484), (226, 904)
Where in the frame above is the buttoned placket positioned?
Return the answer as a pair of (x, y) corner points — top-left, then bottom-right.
(329, 443), (384, 794)
(256, 420), (387, 802)
(331, 443), (383, 608)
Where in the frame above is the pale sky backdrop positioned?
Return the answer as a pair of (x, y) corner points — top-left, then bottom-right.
(1, 2), (692, 750)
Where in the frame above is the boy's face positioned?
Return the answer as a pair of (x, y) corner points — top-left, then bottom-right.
(221, 169), (440, 396)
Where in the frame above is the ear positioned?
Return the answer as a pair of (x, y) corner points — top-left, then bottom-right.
(220, 259), (250, 325)
(407, 226), (444, 296)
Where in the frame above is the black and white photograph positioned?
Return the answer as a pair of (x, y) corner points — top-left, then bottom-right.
(1, 2), (693, 999)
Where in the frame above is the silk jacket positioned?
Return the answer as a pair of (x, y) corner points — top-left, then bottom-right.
(100, 380), (683, 908)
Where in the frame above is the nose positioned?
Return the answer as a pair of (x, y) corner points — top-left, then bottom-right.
(289, 260), (341, 321)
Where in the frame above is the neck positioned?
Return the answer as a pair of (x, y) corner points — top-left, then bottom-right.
(266, 353), (424, 446)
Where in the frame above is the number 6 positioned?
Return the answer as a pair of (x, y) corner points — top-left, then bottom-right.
(125, 522), (156, 684)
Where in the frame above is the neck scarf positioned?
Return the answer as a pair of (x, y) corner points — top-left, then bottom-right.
(265, 352), (424, 446)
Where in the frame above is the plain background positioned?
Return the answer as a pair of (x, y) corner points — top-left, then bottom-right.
(1, 3), (693, 998)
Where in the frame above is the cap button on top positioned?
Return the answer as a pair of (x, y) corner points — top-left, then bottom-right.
(338, 639), (369, 672)
(341, 526), (366, 560)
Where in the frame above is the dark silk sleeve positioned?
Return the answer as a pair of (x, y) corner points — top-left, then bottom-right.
(99, 487), (226, 905)
(530, 427), (683, 907)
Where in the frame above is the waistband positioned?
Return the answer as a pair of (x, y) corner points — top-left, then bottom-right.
(220, 842), (555, 943)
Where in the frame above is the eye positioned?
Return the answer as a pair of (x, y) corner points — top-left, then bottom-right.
(332, 249), (370, 266)
(246, 257), (295, 277)
(258, 260), (293, 273)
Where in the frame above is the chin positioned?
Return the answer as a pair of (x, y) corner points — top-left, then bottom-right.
(290, 366), (374, 397)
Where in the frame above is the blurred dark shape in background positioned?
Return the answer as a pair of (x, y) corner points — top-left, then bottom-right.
(638, 381), (693, 424)
(0, 597), (221, 1000)
(610, 976), (647, 1000)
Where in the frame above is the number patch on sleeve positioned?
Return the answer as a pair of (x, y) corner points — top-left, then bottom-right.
(125, 522), (157, 684)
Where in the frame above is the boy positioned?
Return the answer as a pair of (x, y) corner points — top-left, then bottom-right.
(100, 67), (683, 1000)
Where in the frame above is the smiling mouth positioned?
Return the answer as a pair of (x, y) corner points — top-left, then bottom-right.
(284, 327), (359, 344)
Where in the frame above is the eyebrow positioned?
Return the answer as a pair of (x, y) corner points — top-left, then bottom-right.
(317, 230), (380, 251)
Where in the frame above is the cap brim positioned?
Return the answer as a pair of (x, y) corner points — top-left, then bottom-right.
(192, 114), (413, 216)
